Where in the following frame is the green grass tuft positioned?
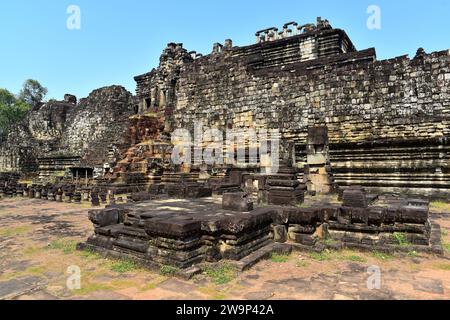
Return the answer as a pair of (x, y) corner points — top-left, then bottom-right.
(270, 253), (290, 263)
(204, 263), (237, 285)
(443, 243), (450, 254)
(159, 265), (179, 276)
(344, 255), (367, 263)
(79, 248), (102, 260)
(110, 259), (138, 273)
(371, 250), (394, 261)
(48, 239), (78, 254)
(392, 232), (410, 247)
(309, 250), (332, 261)
(430, 201), (450, 212)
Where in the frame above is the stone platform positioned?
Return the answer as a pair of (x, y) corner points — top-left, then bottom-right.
(80, 193), (443, 270)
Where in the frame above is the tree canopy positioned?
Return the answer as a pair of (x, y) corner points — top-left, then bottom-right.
(0, 88), (31, 138)
(18, 79), (48, 108)
(0, 80), (48, 140)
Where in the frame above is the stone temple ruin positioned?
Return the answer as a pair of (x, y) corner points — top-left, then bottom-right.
(0, 17), (448, 271)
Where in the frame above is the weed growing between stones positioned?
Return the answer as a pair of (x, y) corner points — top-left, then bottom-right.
(393, 232), (411, 247)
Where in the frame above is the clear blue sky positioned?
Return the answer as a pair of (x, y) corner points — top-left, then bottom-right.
(0, 0), (449, 100)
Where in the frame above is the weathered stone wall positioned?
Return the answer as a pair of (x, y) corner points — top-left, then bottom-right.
(173, 47), (449, 144)
(0, 86), (135, 178)
(166, 33), (450, 197)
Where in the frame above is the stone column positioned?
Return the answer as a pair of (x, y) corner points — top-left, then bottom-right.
(303, 126), (336, 195)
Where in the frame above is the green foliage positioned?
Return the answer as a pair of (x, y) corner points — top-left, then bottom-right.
(344, 255), (367, 263)
(0, 88), (31, 138)
(18, 79), (47, 107)
(110, 259), (138, 273)
(159, 265), (179, 276)
(371, 250), (394, 261)
(270, 253), (290, 263)
(48, 239), (78, 254)
(393, 232), (410, 247)
(204, 263), (237, 285)
(443, 242), (450, 254)
(309, 249), (333, 261)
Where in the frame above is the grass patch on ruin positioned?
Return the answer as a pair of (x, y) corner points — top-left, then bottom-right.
(270, 253), (290, 263)
(309, 250), (333, 261)
(443, 243), (450, 254)
(392, 232), (411, 247)
(441, 229), (449, 237)
(0, 225), (33, 237)
(48, 239), (78, 254)
(342, 254), (367, 263)
(204, 263), (237, 285)
(371, 250), (394, 261)
(159, 265), (179, 276)
(109, 259), (139, 274)
(78, 248), (103, 261)
(430, 201), (450, 212)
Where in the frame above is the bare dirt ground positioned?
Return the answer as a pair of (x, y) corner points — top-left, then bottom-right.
(0, 198), (449, 300)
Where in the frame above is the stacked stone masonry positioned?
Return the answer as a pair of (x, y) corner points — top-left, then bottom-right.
(1, 17), (449, 198)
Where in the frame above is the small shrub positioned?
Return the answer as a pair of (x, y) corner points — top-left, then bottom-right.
(393, 232), (410, 247)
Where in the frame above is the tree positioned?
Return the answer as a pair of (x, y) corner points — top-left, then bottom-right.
(0, 88), (31, 139)
(18, 79), (48, 107)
